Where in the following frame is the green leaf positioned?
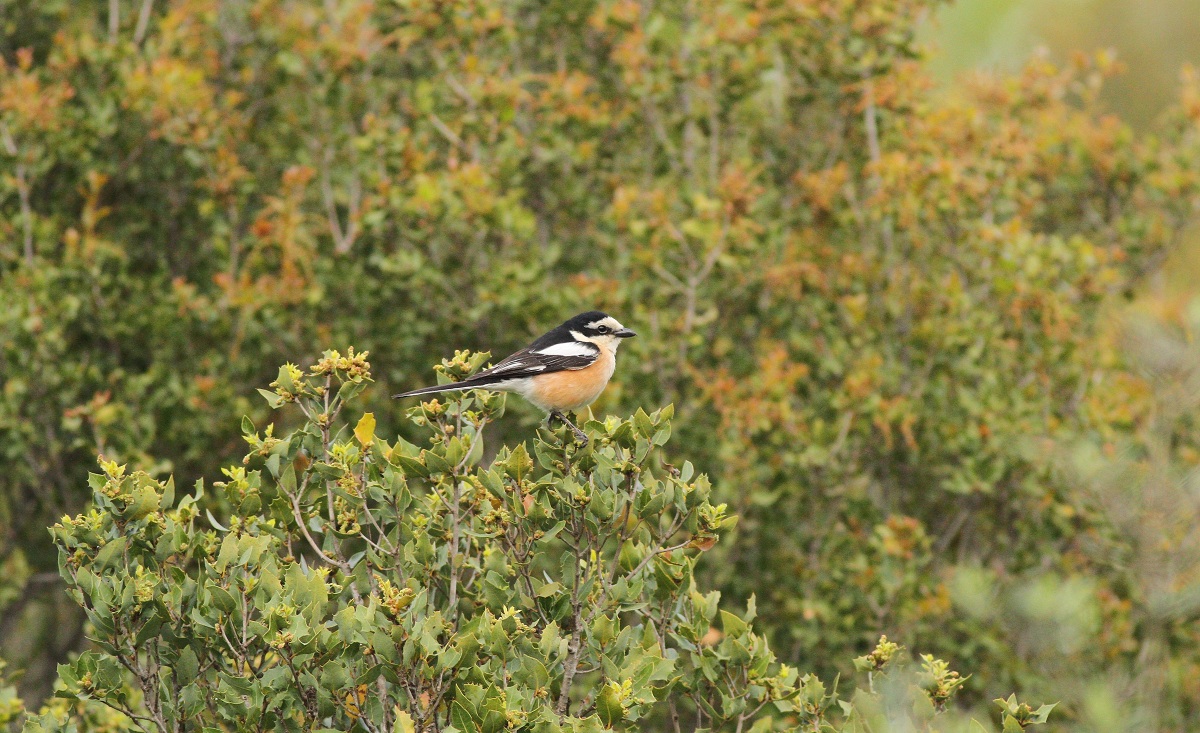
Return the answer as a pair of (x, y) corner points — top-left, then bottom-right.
(423, 449), (453, 475)
(610, 421), (636, 448)
(452, 701), (479, 732)
(719, 610), (748, 638)
(464, 431), (485, 467)
(257, 388), (284, 409)
(207, 583), (237, 614)
(1032, 702), (1058, 723)
(1002, 716), (1025, 733)
(336, 378), (369, 405)
(535, 582), (562, 598)
(126, 482), (160, 520)
(503, 443), (533, 483)
(680, 461), (694, 483)
(395, 454), (430, 478)
(478, 469), (505, 499)
(516, 657), (549, 688)
(632, 408), (653, 436)
(160, 476), (175, 510)
(134, 609), (164, 645)
(205, 508), (228, 532)
(93, 537), (126, 571)
(175, 646), (199, 681)
(596, 683), (624, 727)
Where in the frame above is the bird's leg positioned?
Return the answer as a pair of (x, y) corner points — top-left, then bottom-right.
(549, 411), (589, 447)
(563, 413), (589, 446)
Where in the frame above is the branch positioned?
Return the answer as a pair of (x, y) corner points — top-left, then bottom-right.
(861, 76), (894, 261)
(134, 0), (155, 45)
(320, 147), (361, 254)
(556, 506), (589, 717)
(287, 479), (351, 572)
(0, 123), (34, 264)
(428, 113), (468, 153)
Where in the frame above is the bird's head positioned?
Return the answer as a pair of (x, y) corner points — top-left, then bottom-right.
(564, 311), (636, 350)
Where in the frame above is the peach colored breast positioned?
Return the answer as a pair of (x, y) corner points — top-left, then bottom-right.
(527, 346), (615, 412)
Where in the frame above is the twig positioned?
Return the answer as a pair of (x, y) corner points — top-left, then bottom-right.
(0, 123), (34, 264)
(448, 474), (461, 613)
(443, 72), (477, 108)
(862, 79), (882, 170)
(288, 483), (350, 571)
(556, 508), (588, 717)
(109, 0), (120, 42)
(321, 146), (361, 254)
(428, 113), (468, 152)
(626, 540), (690, 585)
(862, 76), (894, 261)
(134, 0), (155, 45)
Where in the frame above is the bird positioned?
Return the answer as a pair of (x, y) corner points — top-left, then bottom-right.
(392, 311), (636, 445)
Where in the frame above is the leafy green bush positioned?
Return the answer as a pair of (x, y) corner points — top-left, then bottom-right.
(32, 353), (1053, 732)
(45, 351), (773, 731)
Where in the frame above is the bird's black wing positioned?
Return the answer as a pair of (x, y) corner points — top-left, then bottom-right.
(464, 344), (598, 385)
(393, 342), (598, 399)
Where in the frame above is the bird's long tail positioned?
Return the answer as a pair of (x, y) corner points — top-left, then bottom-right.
(391, 381), (479, 399)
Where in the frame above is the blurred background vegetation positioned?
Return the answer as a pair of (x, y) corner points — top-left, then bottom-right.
(1, 0), (1199, 730)
(925, 0), (1200, 129)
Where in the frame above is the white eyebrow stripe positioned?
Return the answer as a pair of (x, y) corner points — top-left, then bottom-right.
(536, 341), (598, 357)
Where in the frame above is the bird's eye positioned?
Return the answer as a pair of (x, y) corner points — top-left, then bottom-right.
(596, 325), (610, 334)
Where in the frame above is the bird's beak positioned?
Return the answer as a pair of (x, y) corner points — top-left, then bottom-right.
(614, 328), (636, 339)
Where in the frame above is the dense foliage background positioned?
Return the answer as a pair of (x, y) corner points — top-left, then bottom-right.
(926, 0), (1200, 128)
(2, 0), (1199, 729)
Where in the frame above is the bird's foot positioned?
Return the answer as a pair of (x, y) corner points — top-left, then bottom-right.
(549, 411), (589, 447)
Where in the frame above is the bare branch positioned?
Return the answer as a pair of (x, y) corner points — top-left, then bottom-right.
(109, 0), (120, 43)
(0, 123), (34, 264)
(134, 0), (155, 45)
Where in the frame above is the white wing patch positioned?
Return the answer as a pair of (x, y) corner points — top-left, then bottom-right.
(535, 341), (598, 358)
(492, 361), (545, 373)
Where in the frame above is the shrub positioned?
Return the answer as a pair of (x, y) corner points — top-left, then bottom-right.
(44, 351), (776, 731)
(36, 353), (1052, 732)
